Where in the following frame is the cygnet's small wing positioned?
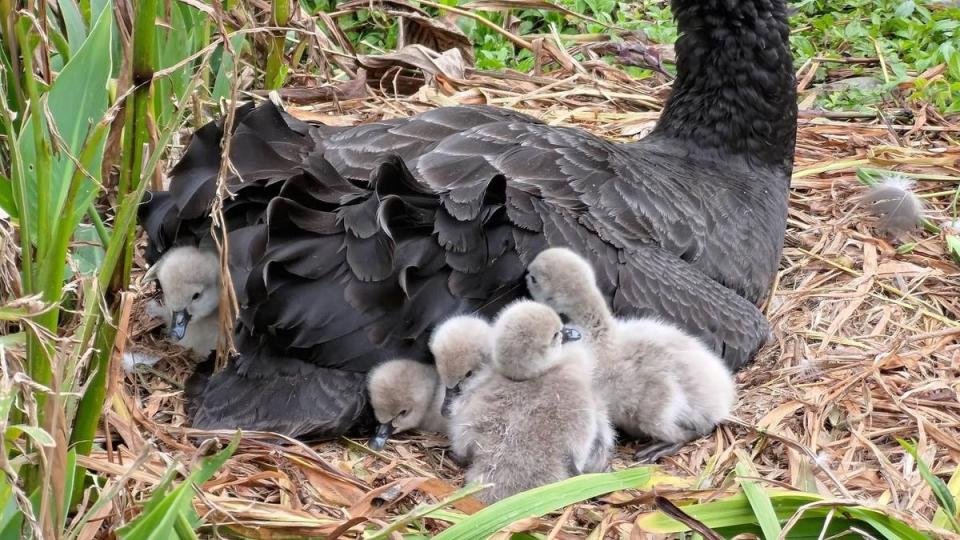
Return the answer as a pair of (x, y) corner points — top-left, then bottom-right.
(861, 175), (924, 235)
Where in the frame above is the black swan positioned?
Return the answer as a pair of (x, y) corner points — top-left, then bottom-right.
(141, 0), (797, 438)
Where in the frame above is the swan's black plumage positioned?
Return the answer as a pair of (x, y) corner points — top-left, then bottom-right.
(142, 0), (797, 439)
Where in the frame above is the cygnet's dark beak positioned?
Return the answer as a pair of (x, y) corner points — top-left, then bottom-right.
(369, 422), (395, 450)
(170, 309), (191, 341)
(560, 327), (581, 344)
(441, 383), (462, 418)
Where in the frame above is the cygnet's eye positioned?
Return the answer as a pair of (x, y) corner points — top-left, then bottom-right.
(192, 291), (201, 301)
(553, 331), (561, 343)
(527, 273), (538, 285)
(464, 370), (474, 379)
(398, 409), (408, 417)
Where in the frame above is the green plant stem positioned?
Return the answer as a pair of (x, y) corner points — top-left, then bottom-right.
(0, 0), (24, 113)
(87, 203), (111, 246)
(116, 0), (157, 290)
(0, 43), (30, 438)
(0, 55), (32, 295)
(16, 17), (51, 275)
(35, 120), (110, 327)
(15, 21), (56, 482)
(265, 0), (289, 88)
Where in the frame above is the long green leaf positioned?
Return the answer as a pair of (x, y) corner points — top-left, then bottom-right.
(735, 460), (782, 539)
(899, 439), (959, 531)
(933, 467), (960, 531)
(634, 491), (927, 540)
(116, 433), (239, 540)
(369, 484), (488, 540)
(4, 425), (55, 447)
(434, 467), (659, 540)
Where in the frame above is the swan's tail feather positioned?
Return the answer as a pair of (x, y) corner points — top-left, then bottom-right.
(860, 174), (924, 236)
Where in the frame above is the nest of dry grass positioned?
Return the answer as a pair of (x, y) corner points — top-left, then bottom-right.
(74, 38), (960, 539)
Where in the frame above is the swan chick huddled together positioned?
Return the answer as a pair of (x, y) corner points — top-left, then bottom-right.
(526, 248), (736, 462)
(366, 359), (447, 450)
(428, 315), (493, 417)
(144, 245), (222, 357)
(449, 300), (614, 503)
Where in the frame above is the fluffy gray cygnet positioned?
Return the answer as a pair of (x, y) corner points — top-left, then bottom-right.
(144, 246), (221, 356)
(526, 248), (736, 462)
(428, 315), (493, 418)
(366, 359), (447, 450)
(449, 300), (614, 503)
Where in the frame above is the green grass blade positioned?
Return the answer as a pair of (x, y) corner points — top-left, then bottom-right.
(933, 467), (960, 531)
(368, 484), (488, 540)
(635, 490), (926, 540)
(899, 439), (959, 531)
(735, 460), (782, 539)
(0, 81), (31, 291)
(116, 433), (239, 540)
(434, 467), (658, 540)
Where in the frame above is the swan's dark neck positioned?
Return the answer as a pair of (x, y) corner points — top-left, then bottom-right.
(652, 0), (797, 173)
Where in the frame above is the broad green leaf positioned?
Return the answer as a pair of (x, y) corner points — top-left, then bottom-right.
(5, 425), (55, 447)
(59, 0), (89, 54)
(116, 433), (239, 540)
(434, 467), (660, 540)
(154, 2), (201, 128)
(71, 223), (105, 278)
(17, 0), (113, 245)
(0, 333), (25, 348)
(735, 461), (782, 539)
(212, 35), (248, 101)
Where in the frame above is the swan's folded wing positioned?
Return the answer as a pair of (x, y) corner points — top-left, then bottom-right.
(317, 105), (543, 182)
(186, 357), (373, 439)
(612, 245), (770, 370)
(400, 122), (719, 265)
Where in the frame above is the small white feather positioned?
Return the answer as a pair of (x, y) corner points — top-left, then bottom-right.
(860, 174), (924, 235)
(122, 351), (161, 373)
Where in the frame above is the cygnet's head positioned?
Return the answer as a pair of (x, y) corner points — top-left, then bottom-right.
(525, 248), (599, 318)
(491, 300), (581, 381)
(429, 315), (492, 416)
(146, 246), (220, 341)
(367, 359), (439, 450)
